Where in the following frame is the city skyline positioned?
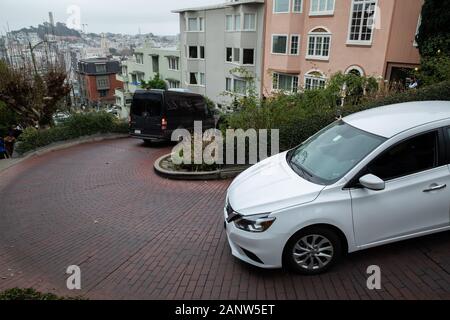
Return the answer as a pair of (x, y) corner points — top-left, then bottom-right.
(0, 0), (220, 36)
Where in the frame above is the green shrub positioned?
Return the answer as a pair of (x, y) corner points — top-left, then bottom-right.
(0, 288), (85, 300)
(0, 288), (63, 300)
(16, 112), (128, 154)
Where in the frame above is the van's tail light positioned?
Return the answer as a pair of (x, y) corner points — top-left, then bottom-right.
(128, 116), (131, 126)
(161, 118), (168, 130)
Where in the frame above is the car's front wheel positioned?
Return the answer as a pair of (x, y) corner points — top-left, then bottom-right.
(283, 227), (342, 275)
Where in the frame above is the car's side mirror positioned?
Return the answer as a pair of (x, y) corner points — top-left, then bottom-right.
(359, 174), (385, 191)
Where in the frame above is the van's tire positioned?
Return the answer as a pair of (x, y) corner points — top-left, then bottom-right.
(143, 139), (152, 146)
(283, 226), (342, 275)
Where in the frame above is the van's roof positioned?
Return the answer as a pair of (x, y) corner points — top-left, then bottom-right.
(343, 101), (450, 138)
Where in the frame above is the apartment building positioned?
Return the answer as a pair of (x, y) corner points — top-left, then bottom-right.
(263, 0), (423, 94)
(115, 45), (182, 117)
(173, 0), (266, 107)
(77, 57), (123, 108)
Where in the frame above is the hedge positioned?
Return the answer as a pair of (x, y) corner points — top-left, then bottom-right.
(226, 80), (450, 152)
(16, 112), (128, 155)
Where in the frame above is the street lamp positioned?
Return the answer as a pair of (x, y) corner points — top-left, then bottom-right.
(28, 39), (56, 76)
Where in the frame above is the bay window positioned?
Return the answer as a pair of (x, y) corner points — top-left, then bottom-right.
(272, 73), (299, 93)
(274, 0), (290, 13)
(310, 0), (335, 15)
(272, 35), (288, 54)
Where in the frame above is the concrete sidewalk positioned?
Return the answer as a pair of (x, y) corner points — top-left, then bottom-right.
(0, 158), (21, 173)
(0, 133), (128, 174)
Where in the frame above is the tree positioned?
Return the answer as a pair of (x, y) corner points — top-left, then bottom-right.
(416, 0), (450, 84)
(0, 61), (71, 127)
(140, 73), (168, 90)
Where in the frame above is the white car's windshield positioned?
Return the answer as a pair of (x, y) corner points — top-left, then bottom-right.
(288, 121), (386, 185)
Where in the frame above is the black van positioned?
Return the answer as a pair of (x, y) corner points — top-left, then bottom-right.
(129, 89), (216, 142)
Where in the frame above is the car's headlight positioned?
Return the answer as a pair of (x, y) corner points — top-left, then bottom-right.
(234, 213), (276, 233)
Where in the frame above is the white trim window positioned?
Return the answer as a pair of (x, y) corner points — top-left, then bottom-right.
(233, 79), (247, 95)
(234, 14), (241, 31)
(187, 17), (204, 32)
(225, 77), (247, 94)
(274, 0), (290, 13)
(233, 48), (240, 63)
(290, 35), (300, 55)
(226, 47), (243, 64)
(226, 15), (234, 31)
(226, 47), (233, 62)
(292, 0), (303, 13)
(272, 73), (299, 93)
(345, 65), (364, 76)
(243, 13), (256, 31)
(272, 34), (288, 54)
(168, 80), (181, 89)
(188, 72), (205, 86)
(310, 0), (335, 16)
(243, 48), (255, 65)
(307, 28), (331, 60)
(188, 46), (205, 60)
(226, 77), (232, 92)
(167, 57), (179, 71)
(348, 0), (377, 45)
(200, 73), (206, 86)
(304, 71), (327, 90)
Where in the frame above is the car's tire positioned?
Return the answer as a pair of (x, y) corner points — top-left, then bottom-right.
(283, 226), (342, 275)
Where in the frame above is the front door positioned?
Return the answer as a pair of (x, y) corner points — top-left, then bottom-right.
(350, 130), (450, 247)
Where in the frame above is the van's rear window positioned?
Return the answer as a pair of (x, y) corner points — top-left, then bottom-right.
(131, 95), (162, 117)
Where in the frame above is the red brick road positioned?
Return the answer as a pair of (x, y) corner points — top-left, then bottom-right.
(0, 138), (449, 300)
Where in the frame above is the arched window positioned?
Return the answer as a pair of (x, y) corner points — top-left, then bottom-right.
(304, 70), (326, 90)
(307, 27), (331, 60)
(345, 66), (365, 77)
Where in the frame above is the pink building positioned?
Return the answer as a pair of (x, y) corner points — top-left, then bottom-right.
(262, 0), (423, 95)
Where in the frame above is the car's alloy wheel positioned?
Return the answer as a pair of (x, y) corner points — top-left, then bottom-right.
(284, 227), (342, 275)
(293, 234), (334, 271)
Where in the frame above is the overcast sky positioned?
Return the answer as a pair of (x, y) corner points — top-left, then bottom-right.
(0, 0), (221, 35)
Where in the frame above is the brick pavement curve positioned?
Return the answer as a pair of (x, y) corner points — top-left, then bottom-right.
(0, 138), (449, 300)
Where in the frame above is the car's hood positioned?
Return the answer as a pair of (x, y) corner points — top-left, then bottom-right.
(227, 152), (326, 215)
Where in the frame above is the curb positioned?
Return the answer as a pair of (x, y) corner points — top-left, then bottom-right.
(153, 154), (249, 180)
(0, 133), (129, 174)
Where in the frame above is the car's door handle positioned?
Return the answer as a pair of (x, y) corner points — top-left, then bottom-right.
(423, 184), (447, 192)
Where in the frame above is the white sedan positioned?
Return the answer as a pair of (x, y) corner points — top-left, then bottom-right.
(225, 101), (450, 275)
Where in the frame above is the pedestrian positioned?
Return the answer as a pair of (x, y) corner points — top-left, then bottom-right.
(4, 130), (16, 158)
(409, 77), (419, 89)
(0, 137), (8, 159)
(13, 124), (23, 139)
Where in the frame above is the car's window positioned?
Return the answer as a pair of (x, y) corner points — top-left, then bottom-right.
(366, 131), (439, 181)
(288, 121), (386, 185)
